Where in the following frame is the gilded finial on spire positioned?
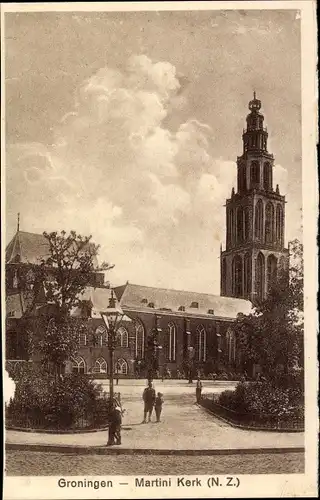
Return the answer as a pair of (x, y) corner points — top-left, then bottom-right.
(17, 213), (20, 232)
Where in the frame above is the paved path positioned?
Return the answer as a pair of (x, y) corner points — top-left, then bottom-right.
(6, 384), (304, 451)
(6, 450), (304, 476)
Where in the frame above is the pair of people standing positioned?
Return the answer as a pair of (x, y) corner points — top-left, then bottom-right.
(142, 381), (164, 423)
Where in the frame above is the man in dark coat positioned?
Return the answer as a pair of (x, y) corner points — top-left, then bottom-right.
(142, 380), (156, 423)
(107, 397), (123, 446)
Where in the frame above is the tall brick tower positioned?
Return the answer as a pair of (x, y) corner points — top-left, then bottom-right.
(220, 93), (289, 303)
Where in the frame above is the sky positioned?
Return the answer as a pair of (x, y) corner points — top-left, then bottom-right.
(4, 8), (302, 294)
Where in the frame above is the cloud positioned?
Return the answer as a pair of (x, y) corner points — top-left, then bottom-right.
(6, 54), (287, 294)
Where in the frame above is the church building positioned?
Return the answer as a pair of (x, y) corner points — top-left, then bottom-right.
(5, 94), (287, 378)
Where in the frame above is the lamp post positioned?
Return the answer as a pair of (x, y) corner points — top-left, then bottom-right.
(146, 331), (162, 383)
(187, 346), (195, 383)
(101, 290), (131, 403)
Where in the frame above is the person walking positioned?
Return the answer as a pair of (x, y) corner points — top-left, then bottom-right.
(142, 380), (156, 423)
(107, 397), (124, 446)
(154, 392), (164, 423)
(196, 376), (202, 403)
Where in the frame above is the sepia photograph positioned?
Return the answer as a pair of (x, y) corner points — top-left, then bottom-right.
(2, 2), (318, 499)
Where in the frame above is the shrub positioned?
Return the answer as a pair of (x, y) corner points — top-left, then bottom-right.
(6, 366), (108, 429)
(217, 381), (304, 419)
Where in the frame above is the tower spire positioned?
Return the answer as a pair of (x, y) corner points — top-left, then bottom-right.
(17, 213), (20, 232)
(253, 90), (256, 99)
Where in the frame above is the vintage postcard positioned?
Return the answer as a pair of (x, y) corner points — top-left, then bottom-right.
(2, 1), (318, 499)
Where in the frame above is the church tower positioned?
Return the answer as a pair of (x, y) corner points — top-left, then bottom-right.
(220, 93), (289, 303)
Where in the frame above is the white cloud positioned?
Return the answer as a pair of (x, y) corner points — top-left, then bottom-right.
(6, 54), (290, 294)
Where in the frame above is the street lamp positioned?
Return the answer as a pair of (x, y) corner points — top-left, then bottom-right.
(187, 346), (195, 383)
(146, 332), (162, 382)
(101, 290), (131, 403)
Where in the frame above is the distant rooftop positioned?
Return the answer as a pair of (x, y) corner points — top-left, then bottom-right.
(6, 230), (99, 268)
(114, 283), (252, 319)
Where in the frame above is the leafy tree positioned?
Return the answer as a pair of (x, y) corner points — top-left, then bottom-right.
(28, 231), (113, 374)
(235, 239), (304, 384)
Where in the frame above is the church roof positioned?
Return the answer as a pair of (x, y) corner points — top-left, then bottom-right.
(6, 231), (99, 268)
(6, 231), (50, 264)
(114, 283), (252, 319)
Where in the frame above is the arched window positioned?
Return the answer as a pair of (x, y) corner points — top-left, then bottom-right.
(196, 325), (207, 362)
(232, 255), (243, 297)
(238, 164), (246, 192)
(135, 320), (145, 359)
(236, 207), (244, 244)
(221, 258), (227, 296)
(92, 357), (107, 374)
(95, 325), (107, 346)
(263, 162), (272, 191)
(267, 255), (278, 291)
(254, 199), (263, 240)
(244, 207), (250, 241)
(251, 161), (260, 187)
(265, 203), (275, 244)
(167, 322), (176, 361)
(116, 358), (128, 375)
(256, 252), (265, 300)
(226, 329), (236, 363)
(244, 254), (251, 296)
(230, 209), (235, 245)
(71, 356), (86, 374)
(276, 205), (283, 243)
(117, 326), (128, 348)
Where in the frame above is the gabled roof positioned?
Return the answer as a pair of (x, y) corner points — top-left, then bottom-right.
(114, 283), (252, 319)
(6, 231), (99, 268)
(6, 231), (50, 265)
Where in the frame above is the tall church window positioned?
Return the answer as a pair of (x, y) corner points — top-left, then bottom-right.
(254, 199), (263, 240)
(135, 320), (145, 359)
(236, 207), (244, 244)
(196, 325), (207, 362)
(167, 323), (176, 361)
(263, 162), (272, 191)
(256, 253), (265, 300)
(221, 258), (227, 296)
(238, 164), (246, 192)
(117, 326), (129, 348)
(267, 255), (278, 291)
(265, 203), (275, 244)
(244, 207), (250, 241)
(276, 205), (283, 243)
(230, 209), (235, 245)
(227, 210), (231, 246)
(226, 329), (236, 364)
(232, 255), (243, 297)
(251, 161), (260, 187)
(244, 254), (251, 296)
